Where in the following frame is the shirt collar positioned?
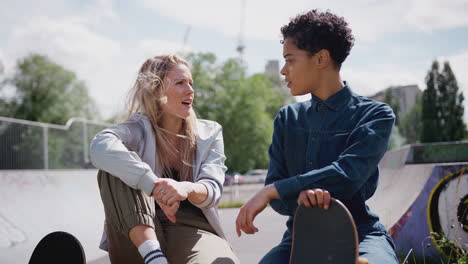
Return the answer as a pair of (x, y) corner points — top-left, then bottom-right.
(310, 82), (352, 112)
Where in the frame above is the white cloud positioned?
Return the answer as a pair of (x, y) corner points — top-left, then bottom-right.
(0, 51), (4, 75)
(2, 0), (466, 122)
(8, 17), (121, 69)
(404, 0), (468, 32)
(3, 15), (125, 119)
(1, 9), (197, 120)
(446, 50), (468, 90)
(444, 50), (468, 123)
(1, 0), (117, 27)
(342, 57), (468, 123)
(294, 63), (425, 102)
(137, 39), (192, 59)
(1, 0), (126, 117)
(0, 0), (69, 22)
(296, 56), (467, 123)
(140, 0), (245, 36)
(3, 0), (121, 74)
(68, 0), (119, 26)
(139, 0), (468, 43)
(341, 65), (426, 97)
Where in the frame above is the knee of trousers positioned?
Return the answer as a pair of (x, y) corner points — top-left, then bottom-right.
(97, 170), (156, 239)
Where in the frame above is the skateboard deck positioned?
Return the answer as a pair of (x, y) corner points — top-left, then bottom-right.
(290, 198), (358, 264)
(29, 231), (86, 264)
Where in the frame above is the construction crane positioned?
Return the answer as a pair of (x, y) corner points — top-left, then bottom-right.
(236, 0), (246, 60)
(183, 25), (191, 47)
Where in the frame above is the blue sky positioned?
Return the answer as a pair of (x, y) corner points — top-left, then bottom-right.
(1, 0), (467, 122)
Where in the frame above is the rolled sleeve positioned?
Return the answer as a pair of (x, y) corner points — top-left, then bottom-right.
(138, 171), (158, 196)
(192, 123), (227, 209)
(194, 180), (216, 208)
(90, 123), (158, 196)
(274, 176), (302, 201)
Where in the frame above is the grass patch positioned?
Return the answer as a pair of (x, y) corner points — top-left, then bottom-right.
(399, 254), (443, 264)
(398, 232), (467, 264)
(218, 201), (245, 208)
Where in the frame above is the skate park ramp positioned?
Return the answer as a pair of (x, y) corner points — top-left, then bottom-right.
(0, 170), (107, 264)
(0, 142), (466, 263)
(367, 141), (468, 259)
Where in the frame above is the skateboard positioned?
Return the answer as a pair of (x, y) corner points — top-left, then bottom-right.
(290, 198), (359, 264)
(29, 231), (86, 264)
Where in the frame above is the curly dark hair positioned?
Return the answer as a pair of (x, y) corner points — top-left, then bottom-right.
(281, 10), (355, 68)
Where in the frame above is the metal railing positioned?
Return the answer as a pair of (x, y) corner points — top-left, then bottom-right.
(0, 116), (113, 169)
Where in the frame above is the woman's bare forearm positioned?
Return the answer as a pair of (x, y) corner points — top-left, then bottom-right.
(183, 182), (208, 205)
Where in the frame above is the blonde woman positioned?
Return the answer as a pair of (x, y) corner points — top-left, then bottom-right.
(90, 55), (239, 264)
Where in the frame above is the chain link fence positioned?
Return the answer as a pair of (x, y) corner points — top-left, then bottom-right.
(0, 116), (113, 169)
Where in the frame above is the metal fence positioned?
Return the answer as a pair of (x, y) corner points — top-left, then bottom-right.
(0, 116), (113, 169)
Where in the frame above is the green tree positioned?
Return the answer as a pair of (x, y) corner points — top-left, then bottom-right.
(440, 62), (465, 141)
(382, 87), (406, 149)
(187, 53), (285, 173)
(264, 72), (294, 117)
(388, 126), (405, 150)
(421, 61), (440, 142)
(421, 60), (466, 143)
(383, 88), (401, 126)
(0, 54), (99, 169)
(0, 54), (98, 124)
(186, 52), (219, 120)
(0, 98), (13, 116)
(400, 94), (422, 144)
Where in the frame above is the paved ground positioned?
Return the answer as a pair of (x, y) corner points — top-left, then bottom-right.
(90, 207), (288, 264)
(220, 207), (288, 263)
(5, 144), (466, 263)
(221, 183), (263, 203)
(0, 169), (280, 264)
(0, 170), (107, 264)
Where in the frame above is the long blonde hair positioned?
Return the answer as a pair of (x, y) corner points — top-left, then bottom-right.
(126, 55), (197, 181)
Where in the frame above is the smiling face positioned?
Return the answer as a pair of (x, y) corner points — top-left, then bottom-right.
(280, 38), (319, 96)
(161, 63), (194, 119)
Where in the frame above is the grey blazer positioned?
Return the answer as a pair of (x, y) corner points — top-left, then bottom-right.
(90, 113), (227, 239)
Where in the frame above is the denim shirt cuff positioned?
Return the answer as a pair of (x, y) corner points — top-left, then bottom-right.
(274, 176), (302, 199)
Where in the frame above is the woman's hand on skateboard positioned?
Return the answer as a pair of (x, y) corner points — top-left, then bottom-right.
(236, 184), (280, 237)
(297, 188), (331, 210)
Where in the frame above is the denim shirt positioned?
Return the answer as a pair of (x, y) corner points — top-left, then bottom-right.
(266, 84), (395, 240)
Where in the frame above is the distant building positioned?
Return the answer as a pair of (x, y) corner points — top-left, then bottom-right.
(264, 60), (296, 104)
(265, 60), (280, 78)
(370, 85), (421, 115)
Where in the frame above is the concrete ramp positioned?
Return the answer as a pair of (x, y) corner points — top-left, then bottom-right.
(0, 170), (107, 263)
(1, 142), (466, 262)
(367, 147), (436, 228)
(367, 142), (468, 259)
